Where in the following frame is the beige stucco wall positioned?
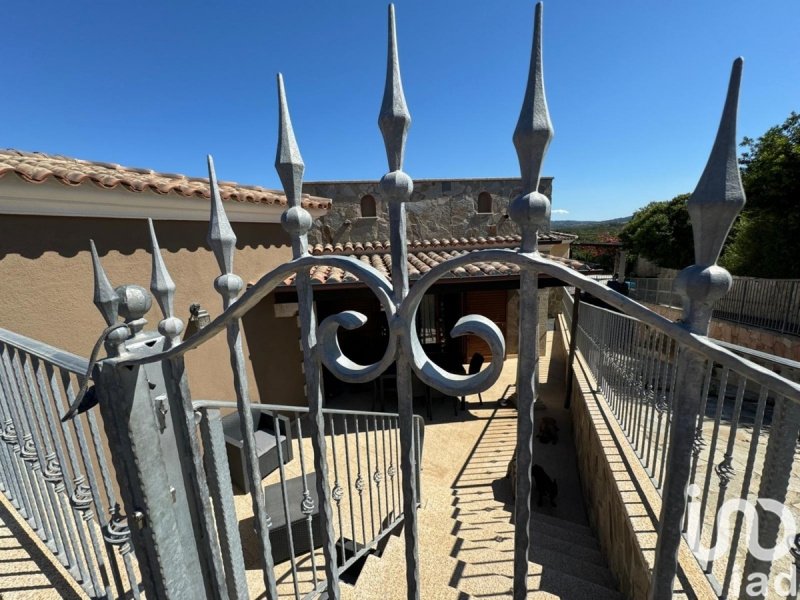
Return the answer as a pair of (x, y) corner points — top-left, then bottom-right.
(0, 214), (306, 405)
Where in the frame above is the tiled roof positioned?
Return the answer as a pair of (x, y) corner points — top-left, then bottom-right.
(281, 237), (592, 288)
(0, 149), (331, 210)
(308, 233), (575, 256)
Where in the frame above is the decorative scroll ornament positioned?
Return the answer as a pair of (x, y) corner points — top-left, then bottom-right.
(20, 435), (37, 463)
(691, 431), (706, 459)
(332, 483), (344, 504)
(355, 474), (365, 493)
(301, 490), (315, 516)
(715, 455), (735, 488)
(43, 452), (63, 484)
(103, 510), (132, 546)
(1, 420), (16, 444)
(387, 464), (396, 479)
(71, 478), (94, 511)
(373, 468), (383, 486)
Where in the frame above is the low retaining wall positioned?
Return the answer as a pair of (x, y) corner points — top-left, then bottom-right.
(555, 315), (716, 599)
(644, 302), (800, 363)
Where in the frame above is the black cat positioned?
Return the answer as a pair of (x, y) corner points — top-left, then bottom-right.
(531, 463), (558, 507)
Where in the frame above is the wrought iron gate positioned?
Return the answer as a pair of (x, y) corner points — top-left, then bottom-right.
(1, 3), (799, 600)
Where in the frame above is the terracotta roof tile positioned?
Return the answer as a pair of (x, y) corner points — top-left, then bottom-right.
(281, 236), (595, 287)
(0, 149), (331, 210)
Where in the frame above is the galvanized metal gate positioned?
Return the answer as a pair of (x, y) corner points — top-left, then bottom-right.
(1, 3), (799, 600)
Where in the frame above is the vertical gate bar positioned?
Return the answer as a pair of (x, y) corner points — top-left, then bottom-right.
(683, 359), (714, 533)
(0, 343), (29, 518)
(657, 345), (682, 489)
(395, 417), (404, 514)
(507, 4), (552, 597)
(341, 416), (359, 552)
(372, 415), (384, 528)
(0, 343), (45, 535)
(363, 415), (376, 539)
(206, 157), (279, 600)
(563, 287), (580, 408)
(33, 357), (110, 598)
(379, 416), (390, 520)
(780, 281), (798, 335)
(198, 408), (249, 600)
(274, 74), (341, 599)
(328, 414), (347, 567)
(739, 394), (800, 599)
(18, 352), (79, 576)
(294, 416), (319, 589)
(353, 415), (367, 549)
(650, 57), (745, 600)
(383, 417), (394, 519)
(147, 219), (228, 599)
(50, 362), (127, 599)
(721, 386), (768, 597)
(375, 6), (420, 596)
(705, 378), (747, 575)
(695, 367), (730, 554)
(57, 368), (132, 598)
(273, 412), (302, 599)
(20, 352), (85, 587)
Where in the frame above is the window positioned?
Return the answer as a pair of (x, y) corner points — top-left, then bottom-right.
(417, 295), (438, 345)
(477, 191), (492, 214)
(360, 194), (377, 218)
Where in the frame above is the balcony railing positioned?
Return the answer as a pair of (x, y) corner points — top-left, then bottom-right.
(629, 277), (800, 336)
(562, 289), (800, 598)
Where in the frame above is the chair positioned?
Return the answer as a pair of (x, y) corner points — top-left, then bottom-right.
(221, 408), (293, 493)
(460, 352), (485, 410)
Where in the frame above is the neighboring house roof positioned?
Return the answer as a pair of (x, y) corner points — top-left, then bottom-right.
(0, 149), (331, 210)
(307, 233), (575, 256)
(279, 235), (595, 288)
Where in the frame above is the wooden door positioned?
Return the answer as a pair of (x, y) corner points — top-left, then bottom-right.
(463, 290), (507, 360)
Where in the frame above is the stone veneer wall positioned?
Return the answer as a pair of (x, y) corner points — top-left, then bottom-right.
(302, 177), (553, 245)
(554, 315), (718, 600)
(644, 302), (800, 363)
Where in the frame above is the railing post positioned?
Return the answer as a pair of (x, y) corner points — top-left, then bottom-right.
(88, 245), (213, 599)
(95, 357), (204, 599)
(649, 58), (745, 600)
(564, 287), (581, 408)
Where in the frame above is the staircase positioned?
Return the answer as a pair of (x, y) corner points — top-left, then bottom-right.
(341, 342), (623, 599)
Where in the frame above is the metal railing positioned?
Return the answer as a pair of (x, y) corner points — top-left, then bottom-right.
(630, 277), (800, 336)
(192, 401), (423, 599)
(562, 289), (800, 598)
(0, 328), (141, 599)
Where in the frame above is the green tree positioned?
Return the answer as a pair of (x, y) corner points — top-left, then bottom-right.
(619, 194), (694, 270)
(721, 112), (800, 277)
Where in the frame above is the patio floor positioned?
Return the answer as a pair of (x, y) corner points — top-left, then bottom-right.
(0, 332), (622, 599)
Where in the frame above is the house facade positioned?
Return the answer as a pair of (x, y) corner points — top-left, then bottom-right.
(0, 149), (331, 404)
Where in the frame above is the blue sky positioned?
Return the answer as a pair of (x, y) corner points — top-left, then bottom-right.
(3, 1), (798, 221)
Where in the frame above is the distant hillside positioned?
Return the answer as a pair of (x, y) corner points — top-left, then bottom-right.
(552, 216), (631, 245)
(552, 216), (631, 230)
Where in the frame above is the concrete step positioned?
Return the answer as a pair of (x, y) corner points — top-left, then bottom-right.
(530, 517), (601, 551)
(528, 543), (617, 589)
(530, 508), (594, 537)
(451, 556), (623, 600)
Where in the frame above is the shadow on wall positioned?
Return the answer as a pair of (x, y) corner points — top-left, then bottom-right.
(0, 215), (283, 260)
